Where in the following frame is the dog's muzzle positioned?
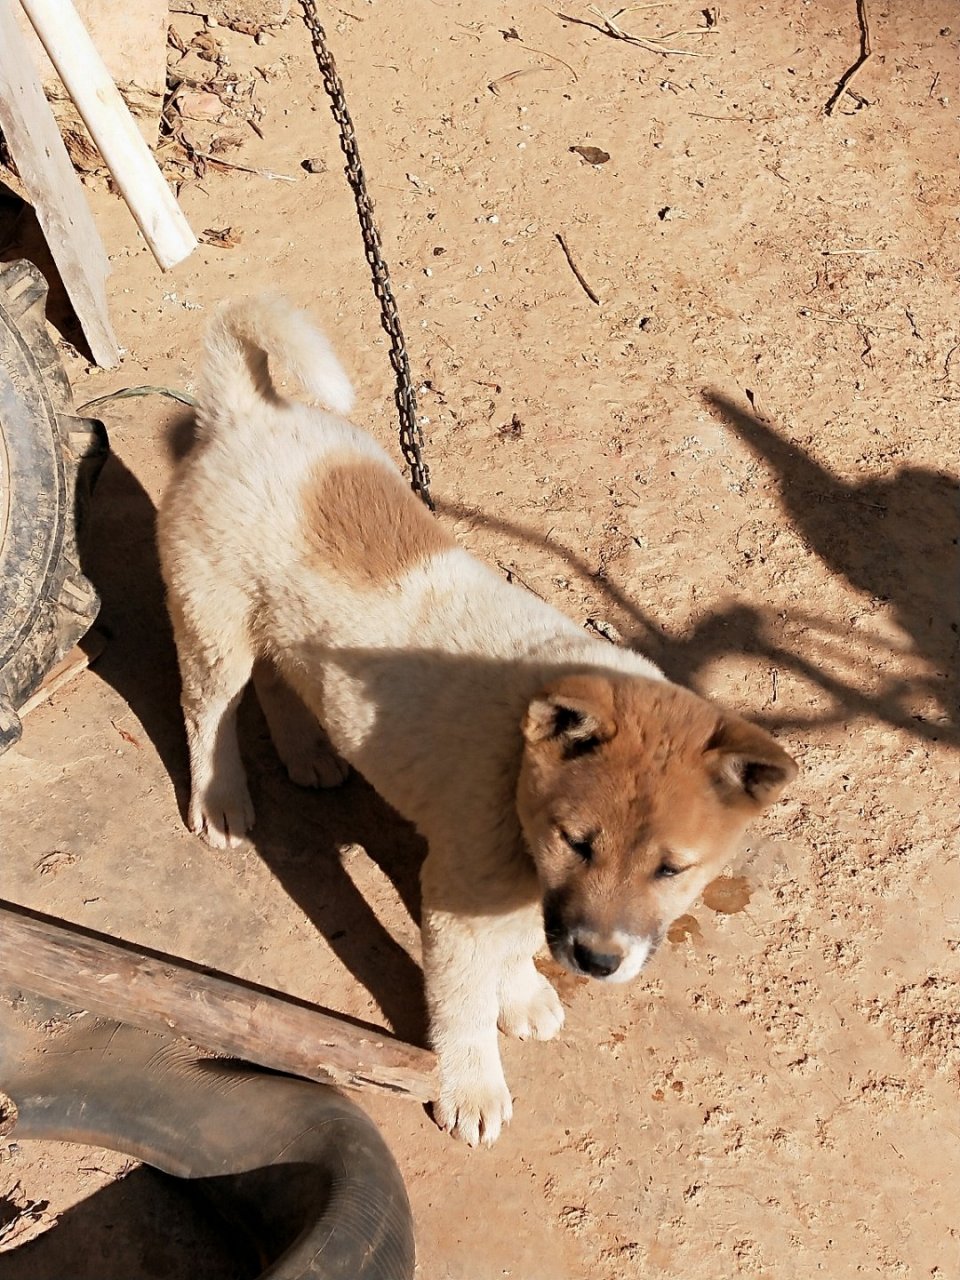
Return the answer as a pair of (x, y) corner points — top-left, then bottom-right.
(544, 895), (655, 983)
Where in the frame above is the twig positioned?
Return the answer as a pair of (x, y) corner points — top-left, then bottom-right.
(517, 40), (579, 82)
(556, 232), (601, 305)
(821, 247), (880, 255)
(936, 342), (960, 383)
(824, 0), (872, 116)
(797, 308), (844, 326)
(489, 67), (555, 95)
(689, 111), (775, 122)
(556, 7), (712, 57)
(797, 307), (896, 332)
(191, 151), (298, 181)
(496, 560), (546, 599)
(78, 384), (198, 412)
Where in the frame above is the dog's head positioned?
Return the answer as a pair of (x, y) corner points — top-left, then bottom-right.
(516, 672), (797, 982)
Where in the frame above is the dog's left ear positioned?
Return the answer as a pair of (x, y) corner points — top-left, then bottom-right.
(704, 717), (798, 809)
(523, 674), (617, 750)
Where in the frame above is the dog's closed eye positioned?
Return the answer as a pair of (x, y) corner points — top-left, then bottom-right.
(654, 859), (689, 880)
(561, 829), (596, 863)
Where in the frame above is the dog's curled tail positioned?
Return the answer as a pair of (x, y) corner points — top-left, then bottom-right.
(197, 293), (355, 438)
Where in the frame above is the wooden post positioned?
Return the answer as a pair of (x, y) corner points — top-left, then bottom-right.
(17, 0), (198, 271)
(0, 0), (119, 367)
(0, 901), (437, 1103)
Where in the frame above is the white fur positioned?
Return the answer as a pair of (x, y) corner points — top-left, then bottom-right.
(603, 932), (653, 984)
(158, 296), (667, 1145)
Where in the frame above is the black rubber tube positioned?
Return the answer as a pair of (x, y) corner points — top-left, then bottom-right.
(0, 1009), (415, 1279)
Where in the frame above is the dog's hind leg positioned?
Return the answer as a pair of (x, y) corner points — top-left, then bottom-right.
(252, 661), (349, 788)
(169, 601), (256, 849)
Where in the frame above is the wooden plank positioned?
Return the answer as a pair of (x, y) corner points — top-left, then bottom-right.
(18, 0), (197, 271)
(0, 0), (119, 368)
(18, 631), (106, 719)
(0, 900), (437, 1103)
(15, 0), (168, 144)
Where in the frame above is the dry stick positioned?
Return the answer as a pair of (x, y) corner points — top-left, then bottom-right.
(689, 112), (776, 122)
(557, 6), (713, 56)
(556, 232), (601, 305)
(937, 342), (960, 383)
(192, 152), (298, 182)
(489, 67), (556, 94)
(825, 0), (872, 116)
(0, 900), (437, 1103)
(520, 42), (579, 81)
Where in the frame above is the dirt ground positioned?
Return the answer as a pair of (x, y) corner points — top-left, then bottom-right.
(2, 2), (959, 1276)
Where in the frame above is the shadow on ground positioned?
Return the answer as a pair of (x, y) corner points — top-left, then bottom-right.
(75, 395), (958, 1041)
(440, 391), (960, 746)
(78, 444), (428, 1045)
(0, 1165), (252, 1280)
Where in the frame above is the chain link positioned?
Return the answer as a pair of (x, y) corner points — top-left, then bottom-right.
(299, 0), (433, 510)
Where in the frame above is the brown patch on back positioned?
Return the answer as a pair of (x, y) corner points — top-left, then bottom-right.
(303, 457), (454, 586)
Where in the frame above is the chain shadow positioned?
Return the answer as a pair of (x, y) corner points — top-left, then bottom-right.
(437, 394), (960, 747)
(700, 390), (960, 745)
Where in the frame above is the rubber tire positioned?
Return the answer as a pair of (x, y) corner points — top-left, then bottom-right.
(0, 1007), (416, 1280)
(0, 259), (108, 753)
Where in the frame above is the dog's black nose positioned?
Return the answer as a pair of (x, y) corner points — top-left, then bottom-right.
(572, 941), (621, 978)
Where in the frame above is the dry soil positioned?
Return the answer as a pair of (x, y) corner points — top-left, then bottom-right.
(1, 3), (958, 1277)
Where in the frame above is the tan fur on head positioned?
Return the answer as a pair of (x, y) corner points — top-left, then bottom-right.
(517, 673), (796, 982)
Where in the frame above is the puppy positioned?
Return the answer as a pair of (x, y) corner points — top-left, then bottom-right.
(158, 295), (797, 1146)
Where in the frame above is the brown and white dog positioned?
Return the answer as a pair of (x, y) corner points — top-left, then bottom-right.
(157, 295), (797, 1145)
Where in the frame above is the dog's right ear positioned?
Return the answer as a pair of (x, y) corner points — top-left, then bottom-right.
(523, 674), (617, 752)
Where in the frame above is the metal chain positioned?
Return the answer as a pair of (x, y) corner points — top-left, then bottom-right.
(299, 0), (433, 510)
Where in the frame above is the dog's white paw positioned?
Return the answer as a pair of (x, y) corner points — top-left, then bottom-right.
(498, 971), (565, 1041)
(188, 785), (254, 848)
(283, 746), (350, 790)
(434, 1066), (513, 1147)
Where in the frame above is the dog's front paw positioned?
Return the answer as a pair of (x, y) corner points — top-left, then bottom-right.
(283, 745), (350, 790)
(498, 970), (565, 1041)
(188, 785), (254, 849)
(434, 1063), (513, 1147)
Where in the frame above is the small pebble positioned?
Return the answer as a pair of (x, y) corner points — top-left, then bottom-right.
(301, 157), (327, 174)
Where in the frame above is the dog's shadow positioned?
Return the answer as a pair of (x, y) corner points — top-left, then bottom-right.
(78, 424), (428, 1046)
